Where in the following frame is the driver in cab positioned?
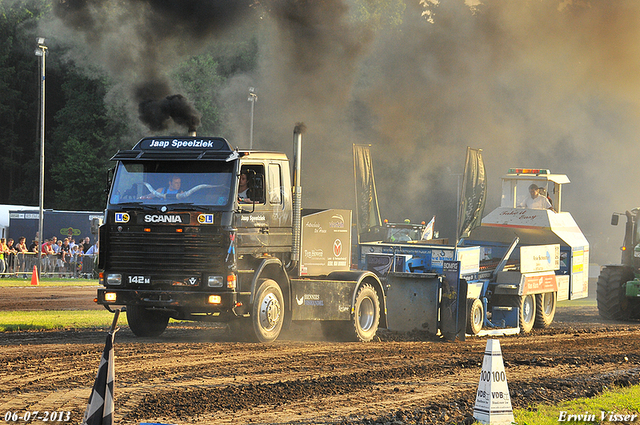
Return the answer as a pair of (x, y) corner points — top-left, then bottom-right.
(141, 175), (183, 199)
(519, 184), (553, 210)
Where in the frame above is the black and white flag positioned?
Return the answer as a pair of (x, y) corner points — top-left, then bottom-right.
(82, 311), (120, 425)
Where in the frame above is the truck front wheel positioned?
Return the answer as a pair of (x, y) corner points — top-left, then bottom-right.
(126, 305), (169, 337)
(534, 292), (556, 328)
(251, 279), (284, 343)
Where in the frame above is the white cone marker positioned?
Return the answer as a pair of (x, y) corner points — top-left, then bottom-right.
(473, 339), (514, 425)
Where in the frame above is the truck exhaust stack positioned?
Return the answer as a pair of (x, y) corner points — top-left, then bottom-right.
(290, 123), (306, 268)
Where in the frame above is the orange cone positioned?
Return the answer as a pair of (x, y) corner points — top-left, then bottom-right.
(31, 265), (39, 286)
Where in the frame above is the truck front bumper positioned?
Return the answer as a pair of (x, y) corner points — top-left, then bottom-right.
(96, 288), (239, 313)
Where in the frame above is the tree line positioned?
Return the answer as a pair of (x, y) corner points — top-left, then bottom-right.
(0, 1), (258, 212)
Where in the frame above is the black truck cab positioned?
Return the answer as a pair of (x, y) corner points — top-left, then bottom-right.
(97, 135), (385, 343)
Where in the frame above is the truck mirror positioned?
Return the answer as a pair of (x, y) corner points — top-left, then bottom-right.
(611, 214), (619, 226)
(91, 217), (103, 234)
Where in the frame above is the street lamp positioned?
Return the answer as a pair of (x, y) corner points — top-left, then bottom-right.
(248, 87), (257, 149)
(35, 37), (47, 278)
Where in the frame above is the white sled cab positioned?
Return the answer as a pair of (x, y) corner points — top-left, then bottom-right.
(466, 168), (589, 301)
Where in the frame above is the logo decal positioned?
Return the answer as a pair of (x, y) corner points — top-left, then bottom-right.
(296, 295), (304, 306)
(144, 215), (182, 223)
(115, 213), (130, 223)
(333, 239), (343, 257)
(198, 214), (214, 224)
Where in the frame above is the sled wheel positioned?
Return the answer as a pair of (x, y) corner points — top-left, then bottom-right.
(534, 292), (556, 328)
(466, 298), (484, 335)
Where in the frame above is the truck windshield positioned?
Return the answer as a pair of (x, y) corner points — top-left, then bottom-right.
(109, 161), (234, 207)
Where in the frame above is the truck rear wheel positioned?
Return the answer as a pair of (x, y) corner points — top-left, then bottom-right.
(250, 279), (284, 343)
(597, 266), (635, 320)
(466, 298), (484, 335)
(351, 283), (380, 342)
(126, 305), (169, 337)
(534, 292), (556, 328)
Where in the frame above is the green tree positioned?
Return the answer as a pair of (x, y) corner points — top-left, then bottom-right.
(0, 1), (49, 205)
(50, 68), (128, 210)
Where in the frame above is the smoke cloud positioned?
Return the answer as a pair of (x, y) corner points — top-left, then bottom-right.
(43, 0), (640, 264)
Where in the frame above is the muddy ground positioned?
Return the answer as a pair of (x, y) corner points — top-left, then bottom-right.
(1, 285), (639, 425)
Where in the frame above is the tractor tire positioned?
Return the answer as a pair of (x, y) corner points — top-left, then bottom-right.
(250, 279), (284, 343)
(126, 305), (169, 337)
(466, 298), (484, 335)
(503, 294), (536, 333)
(534, 292), (557, 329)
(596, 266), (635, 321)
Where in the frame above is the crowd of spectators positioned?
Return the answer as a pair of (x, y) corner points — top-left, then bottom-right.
(0, 235), (98, 278)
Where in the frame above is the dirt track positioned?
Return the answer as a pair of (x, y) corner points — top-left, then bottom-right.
(1, 285), (640, 425)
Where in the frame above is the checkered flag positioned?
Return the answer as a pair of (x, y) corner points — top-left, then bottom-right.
(82, 310), (120, 425)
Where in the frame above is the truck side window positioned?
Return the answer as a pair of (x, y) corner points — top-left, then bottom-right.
(241, 165), (265, 204)
(268, 164), (282, 205)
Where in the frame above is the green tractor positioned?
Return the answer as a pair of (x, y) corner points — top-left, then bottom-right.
(597, 209), (640, 320)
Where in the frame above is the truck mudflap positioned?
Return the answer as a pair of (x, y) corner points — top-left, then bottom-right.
(96, 288), (237, 314)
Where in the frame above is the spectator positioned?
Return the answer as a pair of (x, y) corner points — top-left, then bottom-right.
(41, 239), (55, 273)
(51, 237), (60, 254)
(6, 239), (16, 274)
(82, 237), (91, 253)
(15, 237), (28, 274)
(85, 241), (99, 256)
(0, 238), (7, 276)
(61, 238), (71, 274)
(29, 239), (39, 253)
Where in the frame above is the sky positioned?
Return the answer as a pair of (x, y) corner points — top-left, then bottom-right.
(39, 0), (640, 264)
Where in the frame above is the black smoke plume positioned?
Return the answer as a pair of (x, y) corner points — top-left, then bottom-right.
(138, 94), (201, 133)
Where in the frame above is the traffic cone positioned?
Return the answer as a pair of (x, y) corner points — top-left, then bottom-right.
(31, 265), (39, 286)
(473, 339), (514, 424)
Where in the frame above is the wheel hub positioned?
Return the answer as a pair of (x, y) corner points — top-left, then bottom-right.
(358, 297), (375, 331)
(259, 293), (281, 331)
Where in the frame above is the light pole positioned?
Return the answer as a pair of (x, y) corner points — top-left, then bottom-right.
(35, 37), (47, 278)
(248, 87), (257, 149)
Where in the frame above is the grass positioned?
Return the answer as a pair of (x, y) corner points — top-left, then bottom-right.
(0, 277), (99, 287)
(0, 310), (127, 332)
(514, 385), (640, 424)
(558, 297), (597, 307)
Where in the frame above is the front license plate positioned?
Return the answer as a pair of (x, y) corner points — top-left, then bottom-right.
(128, 275), (151, 284)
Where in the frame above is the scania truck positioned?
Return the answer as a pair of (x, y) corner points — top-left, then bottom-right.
(96, 126), (387, 342)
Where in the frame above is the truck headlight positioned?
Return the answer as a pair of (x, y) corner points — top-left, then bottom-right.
(208, 295), (222, 304)
(106, 274), (122, 285)
(208, 276), (224, 287)
(104, 292), (117, 302)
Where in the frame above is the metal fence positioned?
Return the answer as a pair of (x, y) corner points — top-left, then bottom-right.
(0, 252), (97, 279)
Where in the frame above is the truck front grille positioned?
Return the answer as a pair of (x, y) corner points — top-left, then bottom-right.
(106, 227), (226, 276)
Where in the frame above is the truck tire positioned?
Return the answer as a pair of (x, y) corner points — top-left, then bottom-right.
(250, 279), (284, 343)
(466, 298), (484, 335)
(351, 283), (380, 342)
(597, 266), (635, 320)
(534, 292), (556, 328)
(126, 305), (169, 337)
